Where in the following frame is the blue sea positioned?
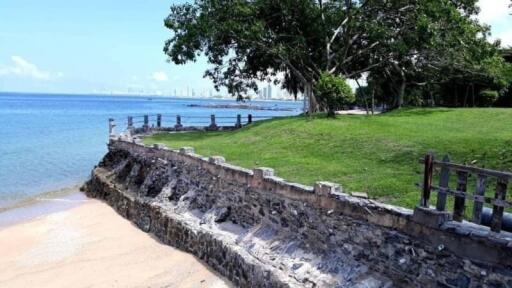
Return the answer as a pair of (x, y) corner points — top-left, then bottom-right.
(0, 93), (301, 211)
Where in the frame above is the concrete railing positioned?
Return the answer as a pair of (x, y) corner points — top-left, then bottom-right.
(117, 113), (259, 135)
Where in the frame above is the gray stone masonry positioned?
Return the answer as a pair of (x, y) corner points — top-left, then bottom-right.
(82, 139), (512, 288)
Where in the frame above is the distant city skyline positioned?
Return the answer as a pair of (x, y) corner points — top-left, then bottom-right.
(0, 0), (510, 97)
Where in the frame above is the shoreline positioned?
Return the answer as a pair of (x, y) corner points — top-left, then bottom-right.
(0, 185), (87, 230)
(0, 190), (231, 287)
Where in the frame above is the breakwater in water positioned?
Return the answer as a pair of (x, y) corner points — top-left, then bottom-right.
(82, 138), (512, 287)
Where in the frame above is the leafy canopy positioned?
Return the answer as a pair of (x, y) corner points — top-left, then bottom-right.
(163, 0), (500, 110)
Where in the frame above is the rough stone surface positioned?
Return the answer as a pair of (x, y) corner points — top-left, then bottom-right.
(82, 139), (512, 288)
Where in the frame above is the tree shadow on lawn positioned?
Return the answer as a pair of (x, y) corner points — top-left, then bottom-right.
(149, 131), (227, 143)
(147, 117), (293, 143)
(383, 108), (455, 117)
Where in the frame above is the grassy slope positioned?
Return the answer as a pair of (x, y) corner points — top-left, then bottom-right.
(144, 108), (512, 208)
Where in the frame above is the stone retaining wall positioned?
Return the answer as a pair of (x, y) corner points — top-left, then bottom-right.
(82, 139), (512, 287)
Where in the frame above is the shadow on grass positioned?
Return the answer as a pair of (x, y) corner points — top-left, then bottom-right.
(149, 131), (226, 142)
(383, 108), (454, 117)
(148, 115), (306, 143)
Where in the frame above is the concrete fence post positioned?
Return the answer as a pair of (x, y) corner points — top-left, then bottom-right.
(175, 115), (183, 130)
(127, 116), (133, 129)
(209, 114), (218, 130)
(179, 147), (195, 154)
(108, 118), (116, 135)
(143, 115), (149, 132)
(236, 114), (242, 128)
(314, 182), (343, 197)
(156, 114), (162, 128)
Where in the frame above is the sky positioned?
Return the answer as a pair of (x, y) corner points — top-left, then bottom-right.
(0, 0), (511, 96)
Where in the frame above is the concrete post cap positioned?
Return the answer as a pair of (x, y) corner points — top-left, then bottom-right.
(209, 156), (226, 164)
(314, 181), (342, 196)
(253, 167), (274, 178)
(412, 205), (452, 228)
(153, 143), (167, 150)
(179, 147), (195, 154)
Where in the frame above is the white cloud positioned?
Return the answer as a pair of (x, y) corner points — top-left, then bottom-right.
(477, 0), (510, 24)
(0, 56), (59, 80)
(477, 0), (512, 47)
(151, 71), (168, 82)
(492, 29), (512, 47)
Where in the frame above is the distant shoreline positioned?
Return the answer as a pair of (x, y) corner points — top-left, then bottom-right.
(186, 103), (296, 111)
(0, 91), (297, 102)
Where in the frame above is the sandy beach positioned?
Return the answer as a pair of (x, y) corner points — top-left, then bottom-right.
(0, 193), (231, 288)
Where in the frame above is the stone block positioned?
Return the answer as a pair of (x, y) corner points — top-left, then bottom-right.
(314, 181), (342, 196)
(209, 156), (226, 165)
(253, 167), (274, 179)
(351, 192), (369, 199)
(153, 143), (167, 150)
(413, 205), (452, 229)
(179, 147), (195, 154)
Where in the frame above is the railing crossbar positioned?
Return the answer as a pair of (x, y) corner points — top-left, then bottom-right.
(417, 184), (512, 209)
(419, 158), (512, 179)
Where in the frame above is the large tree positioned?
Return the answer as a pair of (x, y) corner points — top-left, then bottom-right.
(371, 3), (511, 107)
(163, 0), (487, 112)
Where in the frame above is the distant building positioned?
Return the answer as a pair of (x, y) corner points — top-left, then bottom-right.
(263, 87), (267, 100)
(267, 84), (272, 99)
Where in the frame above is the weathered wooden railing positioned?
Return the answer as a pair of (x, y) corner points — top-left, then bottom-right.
(419, 153), (512, 233)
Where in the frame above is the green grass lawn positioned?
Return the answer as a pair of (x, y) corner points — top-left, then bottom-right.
(144, 108), (512, 208)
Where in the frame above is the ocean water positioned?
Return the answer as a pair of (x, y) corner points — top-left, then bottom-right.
(0, 93), (301, 210)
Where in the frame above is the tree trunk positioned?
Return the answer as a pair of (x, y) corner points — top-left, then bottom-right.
(454, 86), (458, 107)
(303, 83), (319, 114)
(371, 86), (375, 115)
(472, 84), (475, 107)
(464, 85), (469, 107)
(392, 64), (406, 109)
(354, 79), (369, 115)
(363, 95), (370, 115)
(397, 80), (406, 108)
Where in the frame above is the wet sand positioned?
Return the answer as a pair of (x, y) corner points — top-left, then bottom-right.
(0, 194), (231, 288)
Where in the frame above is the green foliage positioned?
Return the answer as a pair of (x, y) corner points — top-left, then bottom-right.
(479, 90), (499, 106)
(314, 73), (354, 117)
(364, 0), (512, 108)
(163, 0), (491, 109)
(144, 108), (512, 208)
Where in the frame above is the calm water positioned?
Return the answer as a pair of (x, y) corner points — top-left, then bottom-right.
(0, 93), (301, 210)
